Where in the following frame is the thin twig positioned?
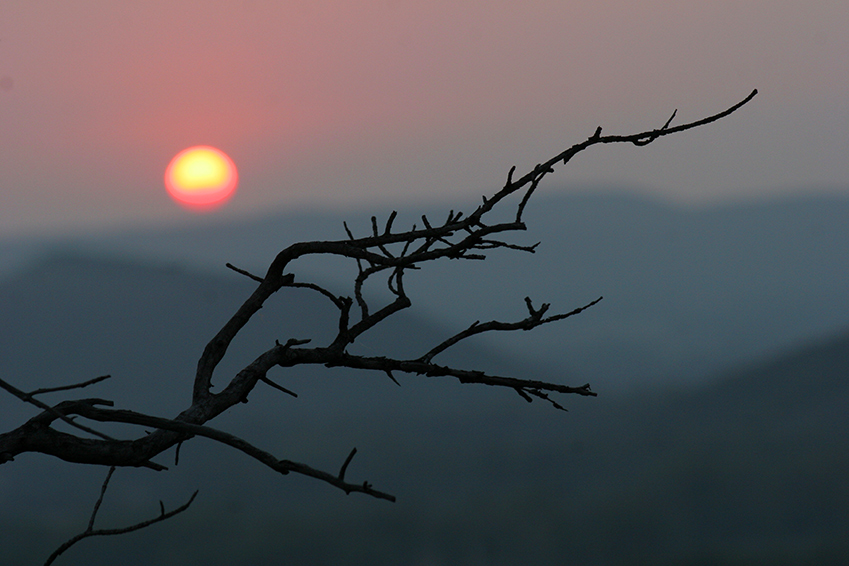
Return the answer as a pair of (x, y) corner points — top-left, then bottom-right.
(87, 466), (116, 531)
(338, 447), (357, 481)
(226, 262), (264, 283)
(259, 376), (298, 398)
(44, 490), (199, 566)
(27, 375), (112, 396)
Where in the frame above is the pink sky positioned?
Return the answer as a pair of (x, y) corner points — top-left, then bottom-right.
(1, 1), (847, 236)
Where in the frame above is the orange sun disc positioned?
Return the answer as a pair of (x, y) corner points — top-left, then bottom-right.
(165, 146), (238, 210)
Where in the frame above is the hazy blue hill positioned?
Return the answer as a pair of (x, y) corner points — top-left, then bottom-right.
(503, 190), (849, 386)
(1, 250), (848, 565)
(27, 188), (847, 392)
(569, 330), (849, 564)
(673, 327), (849, 424)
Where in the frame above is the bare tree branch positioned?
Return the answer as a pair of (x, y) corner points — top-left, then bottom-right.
(2, 90), (757, 470)
(315, 351), (597, 398)
(6, 398), (396, 502)
(0, 90), (757, 561)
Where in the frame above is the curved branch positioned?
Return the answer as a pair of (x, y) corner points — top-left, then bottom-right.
(419, 296), (603, 364)
(16, 399), (397, 503)
(27, 375), (113, 396)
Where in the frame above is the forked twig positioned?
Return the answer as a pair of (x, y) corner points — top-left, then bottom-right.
(43, 466), (198, 566)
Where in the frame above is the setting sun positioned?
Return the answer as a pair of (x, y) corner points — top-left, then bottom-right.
(165, 146), (238, 210)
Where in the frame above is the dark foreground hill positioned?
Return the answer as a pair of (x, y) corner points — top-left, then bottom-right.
(1, 253), (847, 565)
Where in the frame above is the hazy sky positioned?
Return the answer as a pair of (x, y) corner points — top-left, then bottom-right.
(1, 1), (847, 237)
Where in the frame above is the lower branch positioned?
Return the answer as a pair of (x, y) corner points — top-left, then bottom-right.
(45, 400), (397, 502)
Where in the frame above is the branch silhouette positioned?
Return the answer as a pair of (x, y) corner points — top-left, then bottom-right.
(0, 90), (757, 563)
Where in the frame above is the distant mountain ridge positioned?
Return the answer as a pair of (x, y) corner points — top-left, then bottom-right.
(5, 188), (845, 391)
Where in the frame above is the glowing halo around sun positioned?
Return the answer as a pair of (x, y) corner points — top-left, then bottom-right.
(165, 146), (238, 211)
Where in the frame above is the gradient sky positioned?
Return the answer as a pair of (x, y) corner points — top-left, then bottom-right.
(1, 1), (847, 237)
